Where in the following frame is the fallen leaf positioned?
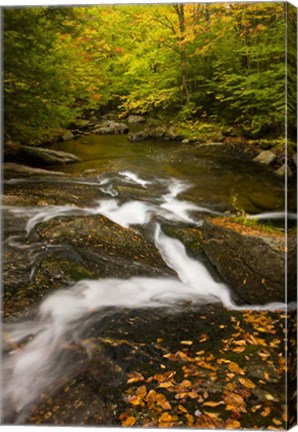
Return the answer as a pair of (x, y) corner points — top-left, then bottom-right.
(180, 340), (193, 345)
(178, 404), (188, 413)
(203, 400), (225, 407)
(238, 377), (255, 389)
(127, 395), (144, 407)
(226, 419), (241, 429)
(121, 415), (136, 427)
(136, 385), (147, 398)
(273, 418), (282, 426)
(185, 413), (195, 425)
(127, 371), (144, 383)
(261, 407), (271, 417)
(158, 412), (178, 423)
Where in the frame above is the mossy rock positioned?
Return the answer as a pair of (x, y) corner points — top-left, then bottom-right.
(202, 217), (296, 304)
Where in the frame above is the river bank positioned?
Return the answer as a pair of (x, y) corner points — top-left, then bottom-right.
(2, 125), (296, 428)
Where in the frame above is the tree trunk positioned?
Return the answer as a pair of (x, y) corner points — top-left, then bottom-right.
(174, 4), (190, 102)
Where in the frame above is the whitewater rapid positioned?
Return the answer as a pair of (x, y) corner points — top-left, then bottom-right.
(2, 172), (291, 422)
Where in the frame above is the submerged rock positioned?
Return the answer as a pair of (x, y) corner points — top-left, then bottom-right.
(202, 217), (296, 304)
(3, 163), (64, 178)
(93, 120), (129, 135)
(21, 145), (80, 165)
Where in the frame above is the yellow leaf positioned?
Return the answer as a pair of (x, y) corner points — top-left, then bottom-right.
(264, 372), (270, 380)
(178, 404), (188, 413)
(203, 400), (225, 407)
(233, 346), (245, 353)
(238, 377), (255, 389)
(127, 371), (144, 383)
(228, 362), (240, 373)
(158, 381), (174, 389)
(273, 418), (282, 426)
(204, 411), (220, 418)
(180, 340), (193, 345)
(226, 419), (241, 429)
(158, 412), (178, 423)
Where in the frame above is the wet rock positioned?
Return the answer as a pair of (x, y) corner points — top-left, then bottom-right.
(21, 146), (80, 166)
(202, 217), (296, 304)
(3, 163), (64, 178)
(275, 163), (293, 177)
(181, 139), (190, 145)
(31, 215), (174, 279)
(93, 120), (129, 135)
(127, 115), (146, 124)
(62, 131), (75, 141)
(75, 119), (90, 129)
(128, 127), (166, 142)
(127, 130), (149, 142)
(253, 150), (277, 165)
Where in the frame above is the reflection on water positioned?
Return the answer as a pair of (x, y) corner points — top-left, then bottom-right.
(50, 134), (288, 215)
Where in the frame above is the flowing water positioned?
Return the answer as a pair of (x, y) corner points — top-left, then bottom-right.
(2, 133), (295, 424)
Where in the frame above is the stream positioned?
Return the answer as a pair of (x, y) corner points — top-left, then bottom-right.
(2, 134), (296, 427)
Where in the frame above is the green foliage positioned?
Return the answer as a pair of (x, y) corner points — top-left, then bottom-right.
(3, 3), (290, 146)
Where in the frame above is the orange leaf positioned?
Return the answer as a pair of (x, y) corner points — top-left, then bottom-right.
(136, 385), (147, 398)
(158, 412), (178, 423)
(226, 419), (241, 429)
(127, 395), (144, 406)
(127, 371), (144, 383)
(178, 404), (188, 413)
(238, 377), (255, 389)
(261, 407), (271, 417)
(185, 413), (195, 425)
(121, 415), (136, 427)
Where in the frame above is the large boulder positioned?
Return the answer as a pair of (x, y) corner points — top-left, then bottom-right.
(202, 217), (296, 304)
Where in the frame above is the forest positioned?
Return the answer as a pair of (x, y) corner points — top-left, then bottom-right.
(2, 3), (297, 429)
(3, 2), (296, 147)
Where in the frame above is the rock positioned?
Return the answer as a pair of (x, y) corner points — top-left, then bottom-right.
(253, 150), (276, 165)
(202, 217), (296, 304)
(21, 146), (80, 166)
(75, 119), (90, 129)
(181, 139), (190, 144)
(3, 163), (65, 177)
(293, 153), (297, 166)
(93, 120), (129, 135)
(127, 127), (166, 142)
(164, 129), (178, 140)
(127, 131), (149, 142)
(127, 115), (146, 124)
(275, 163), (293, 177)
(89, 115), (99, 122)
(62, 131), (75, 141)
